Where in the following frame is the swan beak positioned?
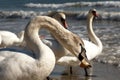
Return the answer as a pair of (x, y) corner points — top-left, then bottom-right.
(95, 14), (99, 17)
(80, 59), (92, 68)
(62, 20), (68, 29)
(92, 10), (99, 17)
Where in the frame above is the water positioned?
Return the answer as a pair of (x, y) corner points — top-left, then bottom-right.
(0, 0), (120, 80)
(0, 0), (120, 20)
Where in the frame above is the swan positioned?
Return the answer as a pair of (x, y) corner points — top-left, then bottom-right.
(84, 9), (103, 60)
(43, 9), (103, 76)
(0, 30), (24, 48)
(83, 9), (103, 76)
(0, 16), (90, 80)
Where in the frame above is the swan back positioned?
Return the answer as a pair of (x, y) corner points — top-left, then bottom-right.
(0, 31), (21, 48)
(83, 40), (100, 60)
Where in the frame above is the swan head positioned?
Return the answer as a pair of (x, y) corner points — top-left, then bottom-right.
(52, 12), (68, 29)
(88, 9), (98, 18)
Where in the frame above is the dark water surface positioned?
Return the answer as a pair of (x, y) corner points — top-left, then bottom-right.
(50, 61), (120, 80)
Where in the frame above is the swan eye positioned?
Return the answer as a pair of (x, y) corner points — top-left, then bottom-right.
(92, 11), (98, 17)
(61, 18), (65, 22)
(92, 11), (96, 14)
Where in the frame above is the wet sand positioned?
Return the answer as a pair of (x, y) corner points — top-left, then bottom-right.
(49, 61), (120, 80)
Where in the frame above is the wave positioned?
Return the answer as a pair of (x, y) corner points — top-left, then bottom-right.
(76, 11), (120, 21)
(0, 10), (120, 21)
(24, 2), (78, 8)
(24, 1), (120, 8)
(0, 10), (45, 19)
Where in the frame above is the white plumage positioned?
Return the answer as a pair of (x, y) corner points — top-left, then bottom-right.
(0, 30), (24, 48)
(0, 16), (57, 80)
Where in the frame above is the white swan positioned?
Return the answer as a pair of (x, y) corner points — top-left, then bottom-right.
(43, 9), (103, 76)
(0, 16), (91, 80)
(0, 30), (24, 48)
(83, 9), (103, 76)
(84, 9), (103, 60)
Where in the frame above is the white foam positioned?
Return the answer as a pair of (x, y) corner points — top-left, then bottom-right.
(0, 10), (45, 19)
(0, 10), (120, 21)
(24, 1), (120, 8)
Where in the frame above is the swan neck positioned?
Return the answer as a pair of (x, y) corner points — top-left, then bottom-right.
(24, 19), (55, 73)
(87, 16), (102, 49)
(24, 20), (51, 59)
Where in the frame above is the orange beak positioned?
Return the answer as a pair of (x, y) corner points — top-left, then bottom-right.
(92, 11), (99, 17)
